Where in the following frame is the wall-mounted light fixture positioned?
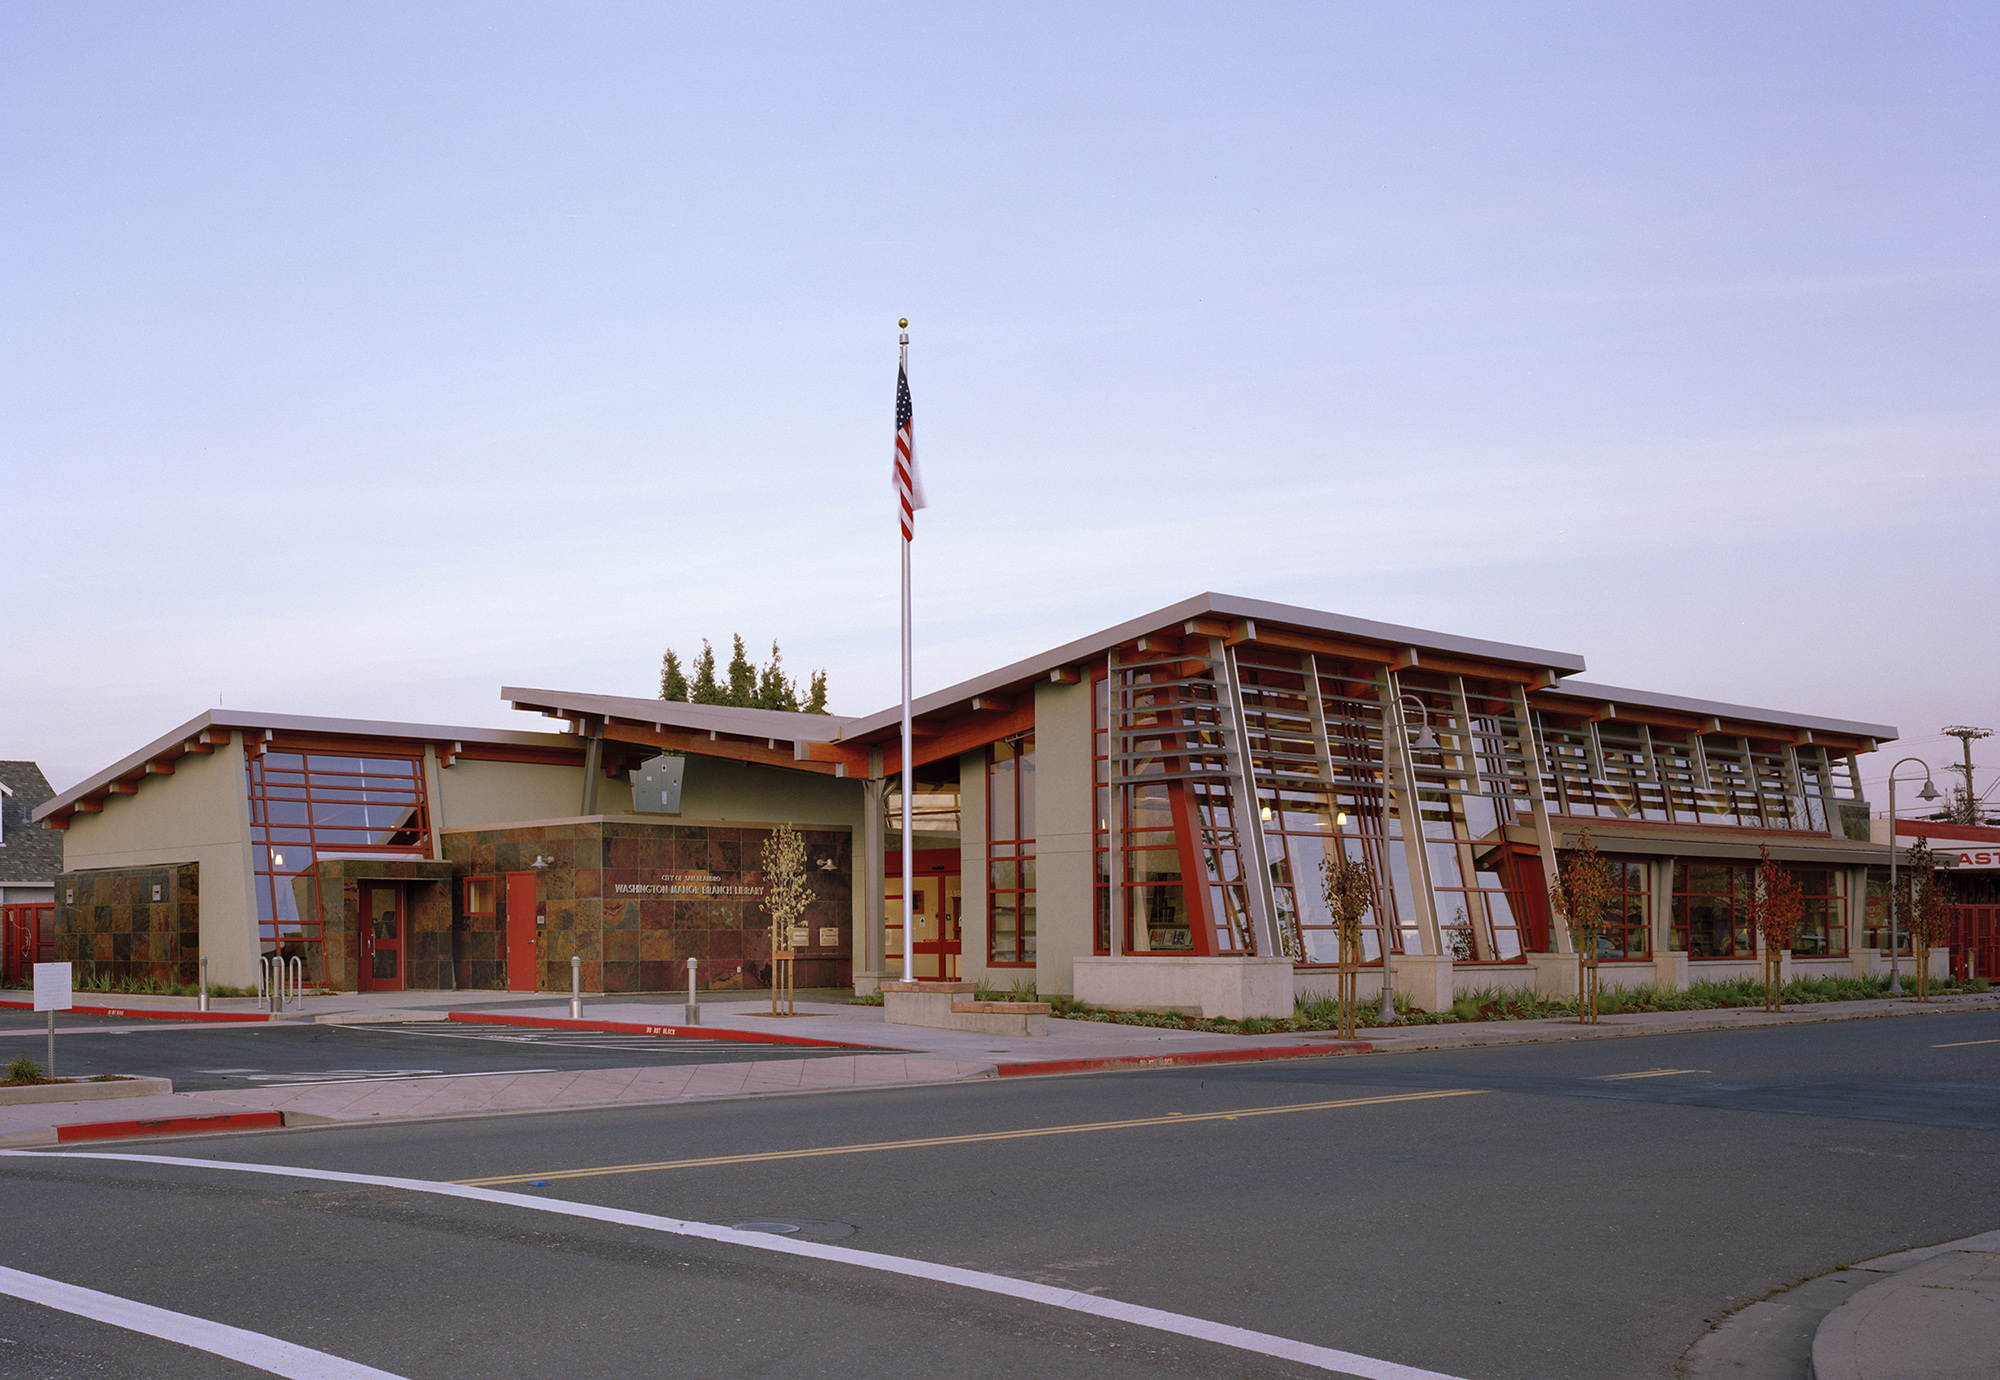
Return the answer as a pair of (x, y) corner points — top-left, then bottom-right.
(531, 854), (554, 870)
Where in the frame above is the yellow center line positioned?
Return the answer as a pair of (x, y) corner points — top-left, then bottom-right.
(1596, 1068), (1707, 1081)
(1933, 1039), (2000, 1048)
(452, 1088), (1489, 1186)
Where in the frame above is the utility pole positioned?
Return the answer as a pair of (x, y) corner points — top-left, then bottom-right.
(1940, 726), (1991, 824)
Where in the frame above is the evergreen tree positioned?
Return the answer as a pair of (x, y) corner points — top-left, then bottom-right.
(690, 640), (723, 704)
(726, 634), (757, 705)
(756, 641), (800, 712)
(656, 635), (830, 714)
(659, 648), (689, 702)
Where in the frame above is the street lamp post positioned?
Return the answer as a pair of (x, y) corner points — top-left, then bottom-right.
(1379, 694), (1440, 1023)
(1885, 758), (1940, 996)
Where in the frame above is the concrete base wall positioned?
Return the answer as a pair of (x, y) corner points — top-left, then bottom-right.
(1449, 964), (1536, 994)
(1390, 954), (1454, 1012)
(1527, 952), (1577, 997)
(1071, 956), (1294, 1020)
(881, 981), (1050, 1036)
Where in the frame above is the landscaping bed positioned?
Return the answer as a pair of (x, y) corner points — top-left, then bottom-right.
(951, 974), (1991, 1035)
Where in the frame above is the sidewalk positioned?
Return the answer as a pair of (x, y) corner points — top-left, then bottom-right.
(3, 986), (1993, 1150)
(1682, 1228), (2000, 1380)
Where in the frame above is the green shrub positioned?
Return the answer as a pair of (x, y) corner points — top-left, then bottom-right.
(4, 1053), (46, 1083)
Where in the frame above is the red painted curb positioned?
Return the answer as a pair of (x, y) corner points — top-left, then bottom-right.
(993, 1041), (1372, 1078)
(0, 1000), (269, 1023)
(445, 1011), (882, 1050)
(55, 1111), (285, 1142)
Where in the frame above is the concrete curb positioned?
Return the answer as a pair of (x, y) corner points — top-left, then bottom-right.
(1810, 1237), (2000, 1380)
(994, 1041), (1372, 1078)
(442, 1010), (887, 1049)
(0, 999), (269, 1023)
(55, 1110), (287, 1142)
(1678, 1229), (2000, 1380)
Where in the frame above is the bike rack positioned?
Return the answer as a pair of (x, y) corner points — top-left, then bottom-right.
(258, 955), (304, 1012)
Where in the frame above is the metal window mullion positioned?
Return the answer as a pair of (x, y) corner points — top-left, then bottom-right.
(1512, 683), (1569, 954)
(1219, 641), (1282, 958)
(1384, 668), (1442, 957)
(1106, 654), (1124, 957)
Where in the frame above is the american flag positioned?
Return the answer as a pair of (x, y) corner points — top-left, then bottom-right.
(894, 360), (926, 540)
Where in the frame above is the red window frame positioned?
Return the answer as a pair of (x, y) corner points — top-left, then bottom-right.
(987, 734), (1036, 966)
(1672, 861), (1755, 958)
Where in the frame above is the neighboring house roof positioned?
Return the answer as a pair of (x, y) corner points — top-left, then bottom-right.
(0, 761), (64, 884)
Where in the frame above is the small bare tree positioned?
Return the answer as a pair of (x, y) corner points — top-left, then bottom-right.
(1549, 829), (1615, 1024)
(1320, 853), (1375, 1039)
(1745, 845), (1806, 1012)
(1906, 837), (1954, 1002)
(761, 823), (811, 1016)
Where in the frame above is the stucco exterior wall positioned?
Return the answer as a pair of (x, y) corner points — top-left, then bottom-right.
(1034, 678), (1094, 997)
(55, 734), (262, 986)
(434, 758), (589, 831)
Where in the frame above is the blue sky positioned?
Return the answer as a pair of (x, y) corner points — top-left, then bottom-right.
(5, 3), (1995, 807)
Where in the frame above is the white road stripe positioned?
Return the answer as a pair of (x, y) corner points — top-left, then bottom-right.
(0, 1263), (408, 1379)
(1, 1149), (1471, 1380)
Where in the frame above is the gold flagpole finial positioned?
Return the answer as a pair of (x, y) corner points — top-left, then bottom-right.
(898, 318), (908, 329)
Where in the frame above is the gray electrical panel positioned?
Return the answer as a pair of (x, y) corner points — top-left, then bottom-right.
(632, 754), (686, 814)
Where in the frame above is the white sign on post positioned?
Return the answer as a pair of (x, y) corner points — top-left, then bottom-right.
(33, 962), (71, 1081)
(33, 963), (73, 1012)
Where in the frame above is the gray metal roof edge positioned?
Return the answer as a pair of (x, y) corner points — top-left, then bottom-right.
(501, 687), (854, 742)
(834, 592), (1588, 741)
(1542, 680), (1898, 741)
(1199, 592), (1588, 671)
(33, 710), (576, 821)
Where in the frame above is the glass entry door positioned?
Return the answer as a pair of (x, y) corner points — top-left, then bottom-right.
(360, 882), (404, 991)
(887, 872), (962, 981)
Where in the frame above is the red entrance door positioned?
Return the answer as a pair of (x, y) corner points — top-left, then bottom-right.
(505, 872), (539, 992)
(359, 883), (404, 991)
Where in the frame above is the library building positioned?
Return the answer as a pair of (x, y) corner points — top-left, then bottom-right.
(34, 592), (1978, 1018)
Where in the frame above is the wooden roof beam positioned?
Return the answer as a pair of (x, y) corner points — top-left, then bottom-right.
(600, 721), (840, 776)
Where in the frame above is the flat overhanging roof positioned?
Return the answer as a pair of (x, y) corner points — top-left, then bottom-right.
(830, 592), (1589, 745)
(502, 688), (853, 743)
(34, 709), (575, 826)
(1534, 679), (1897, 744)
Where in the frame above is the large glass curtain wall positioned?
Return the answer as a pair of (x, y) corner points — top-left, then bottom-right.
(1096, 641), (1541, 966)
(1094, 637), (1858, 968)
(988, 735), (1036, 965)
(245, 750), (430, 980)
(1535, 718), (1852, 832)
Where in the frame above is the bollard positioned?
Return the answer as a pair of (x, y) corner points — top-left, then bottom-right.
(570, 953), (582, 1020)
(685, 956), (700, 1025)
(199, 956), (209, 1013)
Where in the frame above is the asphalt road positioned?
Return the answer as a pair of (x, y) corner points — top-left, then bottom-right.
(4, 1012), (1998, 1380)
(0, 1017), (874, 1091)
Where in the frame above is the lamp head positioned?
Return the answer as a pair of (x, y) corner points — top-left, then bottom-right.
(1414, 727), (1439, 752)
(1918, 779), (1940, 802)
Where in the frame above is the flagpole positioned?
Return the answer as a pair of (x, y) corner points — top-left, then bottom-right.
(898, 320), (916, 982)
